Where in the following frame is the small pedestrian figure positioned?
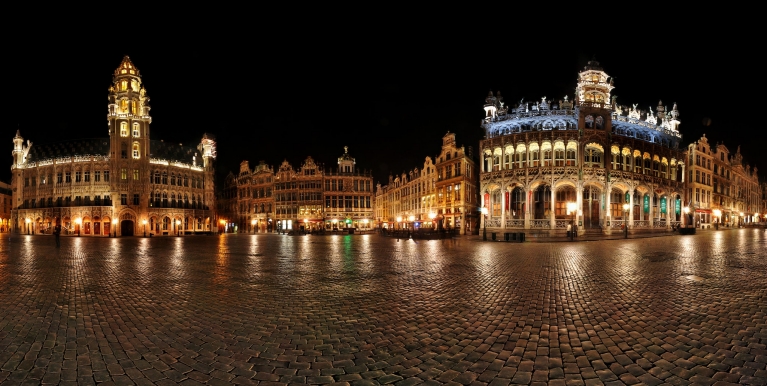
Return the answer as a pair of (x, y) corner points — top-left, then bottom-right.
(53, 224), (61, 247)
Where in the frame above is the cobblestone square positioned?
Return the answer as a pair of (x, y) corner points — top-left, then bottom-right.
(1, 230), (766, 385)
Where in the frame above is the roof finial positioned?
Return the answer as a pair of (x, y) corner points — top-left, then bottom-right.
(344, 146), (348, 154)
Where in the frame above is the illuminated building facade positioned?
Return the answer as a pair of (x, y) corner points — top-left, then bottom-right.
(729, 146), (761, 226)
(10, 56), (217, 236)
(376, 156), (438, 231)
(0, 181), (11, 232)
(375, 132), (478, 235)
(685, 135), (715, 228)
(225, 147), (375, 233)
(479, 60), (686, 236)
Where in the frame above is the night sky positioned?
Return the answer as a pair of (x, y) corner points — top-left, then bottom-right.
(8, 30), (764, 190)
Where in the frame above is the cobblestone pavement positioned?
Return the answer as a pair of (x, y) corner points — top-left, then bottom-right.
(1, 230), (765, 386)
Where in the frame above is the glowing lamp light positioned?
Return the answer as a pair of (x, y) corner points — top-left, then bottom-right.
(713, 209), (721, 218)
(480, 207), (488, 216)
(75, 218), (82, 225)
(566, 202), (578, 215)
(623, 203), (630, 211)
(25, 218), (31, 224)
(251, 219), (257, 225)
(142, 219), (147, 225)
(408, 215), (415, 222)
(429, 212), (437, 220)
(396, 216), (402, 223)
(332, 219), (338, 223)
(683, 207), (690, 214)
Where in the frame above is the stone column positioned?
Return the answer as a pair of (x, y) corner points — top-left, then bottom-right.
(549, 185), (556, 231)
(500, 187), (506, 230)
(604, 183), (612, 235)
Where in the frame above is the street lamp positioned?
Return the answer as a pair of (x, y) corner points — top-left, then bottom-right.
(567, 202), (577, 241)
(713, 209), (721, 230)
(176, 219), (181, 236)
(481, 207), (488, 241)
(682, 207), (690, 228)
(623, 203), (630, 239)
(142, 219), (147, 237)
(25, 218), (31, 235)
(408, 215), (415, 237)
(251, 219), (256, 234)
(396, 216), (402, 231)
(75, 217), (81, 237)
(112, 218), (117, 237)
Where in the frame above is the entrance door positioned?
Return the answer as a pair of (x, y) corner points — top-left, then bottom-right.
(121, 220), (134, 236)
(582, 187), (601, 229)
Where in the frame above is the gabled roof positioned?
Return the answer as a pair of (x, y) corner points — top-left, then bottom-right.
(27, 138), (110, 162)
(149, 140), (199, 164)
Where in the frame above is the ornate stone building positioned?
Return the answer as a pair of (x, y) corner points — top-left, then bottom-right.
(11, 56), (217, 236)
(729, 146), (761, 225)
(685, 135), (715, 228)
(479, 60), (686, 236)
(0, 181), (11, 232)
(375, 132), (478, 235)
(224, 147), (374, 233)
(376, 156), (438, 231)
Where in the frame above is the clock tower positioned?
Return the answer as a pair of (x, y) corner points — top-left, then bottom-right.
(107, 56), (152, 211)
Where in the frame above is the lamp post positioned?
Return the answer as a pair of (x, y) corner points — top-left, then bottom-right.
(623, 203), (630, 239)
(25, 218), (31, 235)
(75, 218), (81, 237)
(176, 219), (181, 236)
(481, 207), (488, 241)
(682, 207), (690, 228)
(251, 219), (256, 234)
(408, 215), (415, 238)
(429, 212), (436, 230)
(142, 219), (147, 237)
(713, 209), (721, 230)
(567, 202), (577, 241)
(112, 218), (117, 237)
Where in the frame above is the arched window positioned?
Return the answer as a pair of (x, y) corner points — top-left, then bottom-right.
(120, 122), (128, 137)
(162, 217), (170, 231)
(529, 144), (540, 167)
(132, 142), (140, 159)
(154, 171), (160, 184)
(566, 145), (577, 166)
(170, 174), (176, 186)
(162, 172), (168, 185)
(132, 123), (140, 137)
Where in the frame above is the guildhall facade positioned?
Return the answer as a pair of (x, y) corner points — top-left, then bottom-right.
(10, 56), (217, 236)
(220, 147), (375, 234)
(479, 60), (687, 236)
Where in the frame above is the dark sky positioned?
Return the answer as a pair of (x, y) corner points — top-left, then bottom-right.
(7, 28), (765, 189)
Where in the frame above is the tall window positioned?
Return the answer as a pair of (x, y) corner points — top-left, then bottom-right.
(132, 143), (140, 159)
(133, 169), (139, 181)
(554, 149), (565, 166)
(132, 123), (140, 137)
(121, 168), (127, 180)
(566, 148), (576, 166)
(120, 122), (128, 137)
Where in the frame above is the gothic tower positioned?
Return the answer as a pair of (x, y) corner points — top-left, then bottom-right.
(107, 56), (152, 212)
(575, 59), (614, 133)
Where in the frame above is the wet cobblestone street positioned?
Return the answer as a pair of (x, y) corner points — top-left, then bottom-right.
(1, 230), (766, 385)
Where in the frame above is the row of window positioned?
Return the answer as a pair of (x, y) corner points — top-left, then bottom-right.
(25, 171), (110, 186)
(119, 122), (142, 138)
(152, 172), (204, 188)
(22, 196), (113, 209)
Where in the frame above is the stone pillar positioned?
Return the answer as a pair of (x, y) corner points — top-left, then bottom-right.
(604, 184), (612, 235)
(549, 186), (556, 231)
(500, 187), (506, 229)
(576, 182), (584, 236)
(524, 188), (531, 229)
